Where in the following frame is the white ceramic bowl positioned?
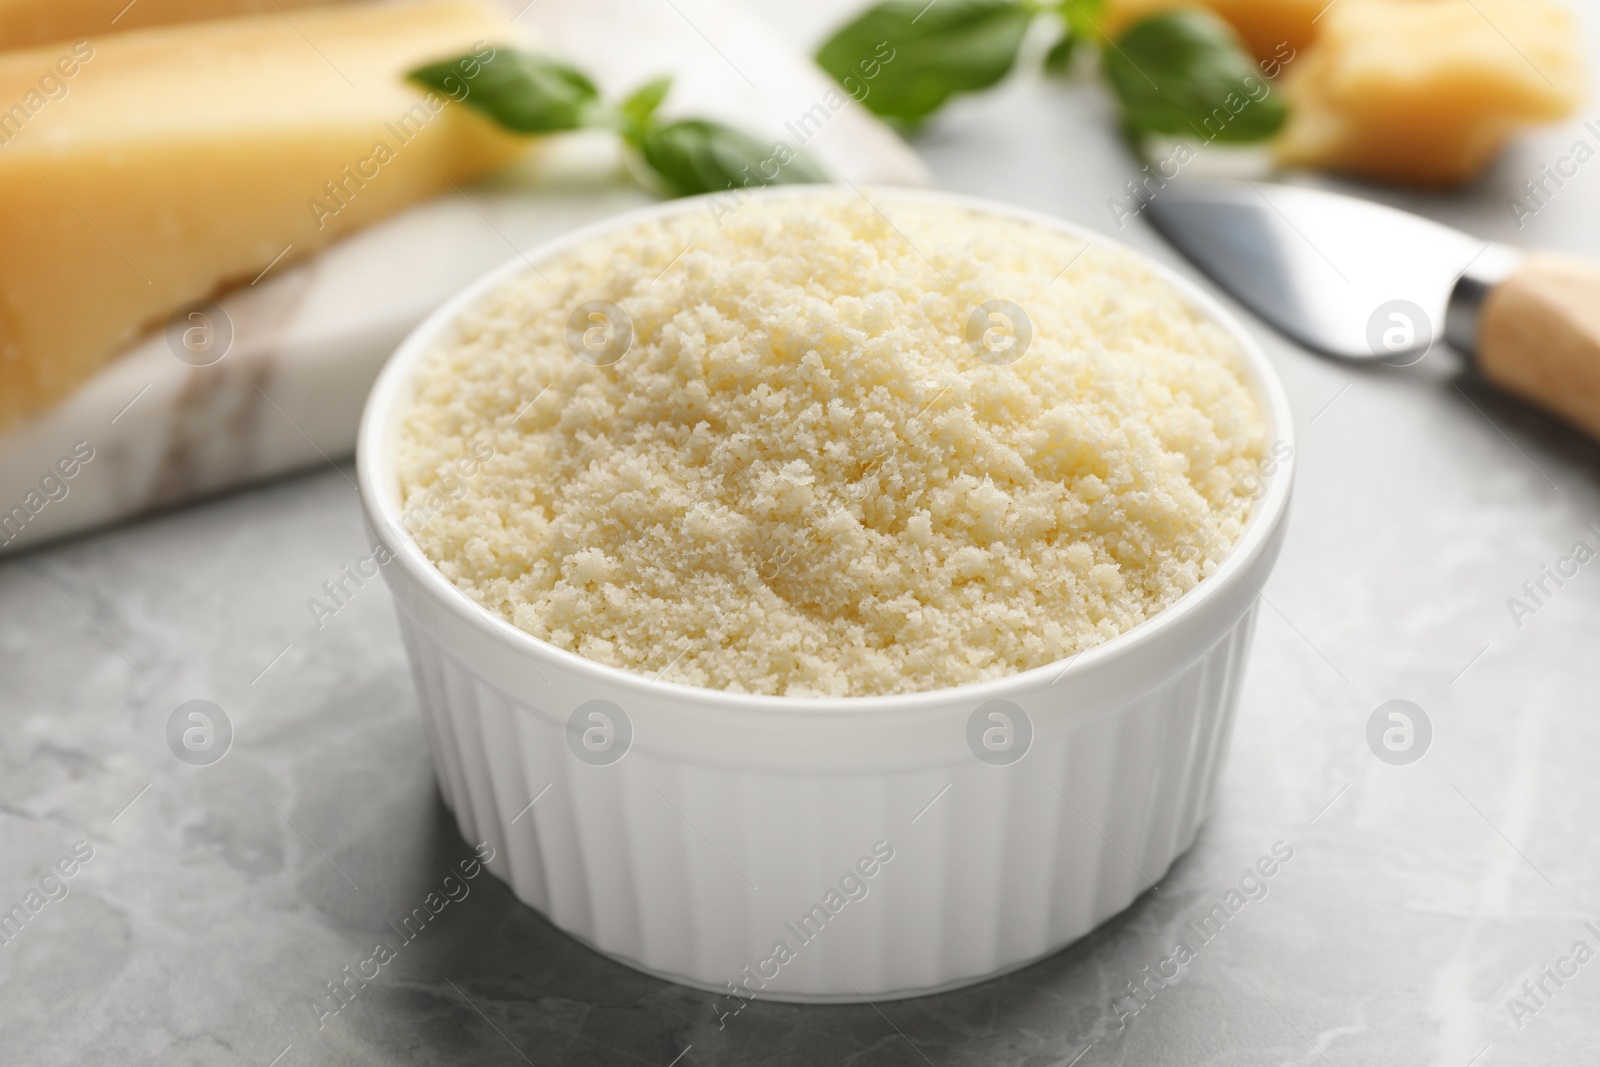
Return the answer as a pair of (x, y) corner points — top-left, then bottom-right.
(356, 187), (1294, 1003)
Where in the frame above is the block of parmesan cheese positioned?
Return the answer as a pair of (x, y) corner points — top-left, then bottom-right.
(0, 0), (343, 50)
(0, 0), (530, 432)
(1275, 0), (1583, 185)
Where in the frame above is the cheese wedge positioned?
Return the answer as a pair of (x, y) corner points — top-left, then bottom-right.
(0, 0), (530, 431)
(0, 0), (344, 50)
(1275, 0), (1583, 185)
(1102, 0), (1322, 62)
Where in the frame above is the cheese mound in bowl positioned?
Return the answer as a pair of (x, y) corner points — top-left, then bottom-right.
(396, 192), (1265, 697)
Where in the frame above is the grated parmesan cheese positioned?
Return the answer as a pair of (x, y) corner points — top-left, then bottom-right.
(396, 193), (1265, 697)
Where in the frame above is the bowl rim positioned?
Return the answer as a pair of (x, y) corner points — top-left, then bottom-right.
(356, 184), (1295, 716)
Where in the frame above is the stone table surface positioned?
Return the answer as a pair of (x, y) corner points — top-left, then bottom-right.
(6, 3), (1600, 1064)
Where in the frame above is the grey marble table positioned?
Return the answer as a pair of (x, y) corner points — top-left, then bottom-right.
(6, 9), (1600, 1064)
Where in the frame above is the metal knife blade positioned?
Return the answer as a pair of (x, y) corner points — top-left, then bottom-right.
(1143, 181), (1510, 362)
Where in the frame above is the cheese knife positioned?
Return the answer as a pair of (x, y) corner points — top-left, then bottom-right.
(1144, 180), (1600, 440)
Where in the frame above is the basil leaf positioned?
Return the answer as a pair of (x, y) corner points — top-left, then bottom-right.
(1046, 0), (1106, 73)
(815, 0), (1033, 124)
(1103, 10), (1285, 142)
(1061, 0), (1106, 39)
(620, 75), (673, 139)
(638, 119), (826, 197)
(1043, 32), (1077, 75)
(409, 48), (600, 134)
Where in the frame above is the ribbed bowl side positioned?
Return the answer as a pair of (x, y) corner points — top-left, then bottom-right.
(395, 601), (1260, 1002)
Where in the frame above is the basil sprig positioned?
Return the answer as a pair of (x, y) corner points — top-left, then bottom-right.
(1103, 11), (1285, 141)
(816, 0), (1033, 124)
(411, 51), (603, 133)
(1044, 0), (1104, 73)
(815, 0), (1285, 142)
(409, 49), (825, 197)
(635, 119), (826, 198)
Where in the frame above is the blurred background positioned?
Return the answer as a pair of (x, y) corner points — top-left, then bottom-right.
(2, 0), (1599, 1063)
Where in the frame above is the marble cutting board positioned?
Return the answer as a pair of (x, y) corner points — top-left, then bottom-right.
(0, 0), (928, 555)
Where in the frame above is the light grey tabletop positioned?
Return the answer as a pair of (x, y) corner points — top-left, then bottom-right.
(5, 8), (1600, 1065)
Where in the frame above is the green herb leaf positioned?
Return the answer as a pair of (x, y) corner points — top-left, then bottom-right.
(619, 75), (673, 141)
(1103, 10), (1285, 142)
(1060, 0), (1106, 38)
(815, 0), (1033, 124)
(1044, 0), (1106, 77)
(410, 49), (825, 200)
(638, 119), (826, 197)
(1043, 32), (1077, 75)
(409, 47), (600, 134)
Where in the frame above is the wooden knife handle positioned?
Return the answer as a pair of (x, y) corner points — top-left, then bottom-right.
(1477, 252), (1600, 441)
